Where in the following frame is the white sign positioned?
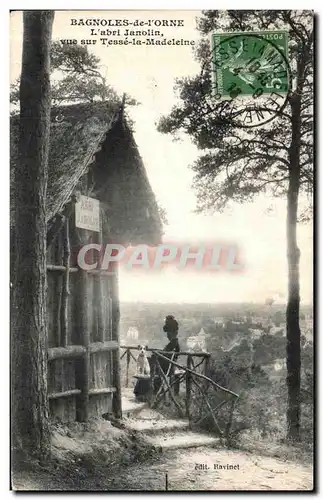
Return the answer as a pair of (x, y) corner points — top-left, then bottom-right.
(75, 195), (100, 232)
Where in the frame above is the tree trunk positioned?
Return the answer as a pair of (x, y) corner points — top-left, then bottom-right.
(286, 88), (304, 442)
(11, 11), (54, 459)
(286, 146), (301, 441)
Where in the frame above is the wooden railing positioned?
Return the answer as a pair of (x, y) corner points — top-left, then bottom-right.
(47, 340), (119, 402)
(120, 345), (239, 439)
(120, 344), (210, 388)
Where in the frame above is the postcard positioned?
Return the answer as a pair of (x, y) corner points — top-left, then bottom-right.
(10, 9), (314, 492)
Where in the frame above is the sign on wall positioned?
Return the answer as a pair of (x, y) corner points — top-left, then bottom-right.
(75, 195), (100, 232)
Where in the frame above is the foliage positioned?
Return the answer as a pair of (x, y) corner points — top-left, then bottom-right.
(119, 301), (312, 349)
(253, 334), (286, 364)
(10, 41), (138, 107)
(194, 358), (313, 447)
(158, 10), (313, 221)
(157, 203), (168, 225)
(158, 8), (313, 442)
(119, 301), (313, 447)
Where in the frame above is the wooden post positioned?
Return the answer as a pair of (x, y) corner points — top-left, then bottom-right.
(153, 370), (186, 409)
(155, 356), (184, 417)
(60, 217), (70, 347)
(54, 232), (63, 347)
(126, 348), (131, 387)
(75, 267), (90, 422)
(152, 350), (239, 398)
(225, 399), (236, 439)
(186, 355), (192, 419)
(204, 355), (210, 392)
(111, 266), (122, 419)
(204, 355), (210, 378)
(95, 228), (105, 342)
(150, 353), (157, 399)
(192, 377), (223, 437)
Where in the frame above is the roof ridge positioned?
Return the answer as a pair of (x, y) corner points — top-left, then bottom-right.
(54, 110), (121, 217)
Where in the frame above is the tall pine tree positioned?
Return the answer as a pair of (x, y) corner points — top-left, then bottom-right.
(158, 10), (313, 440)
(12, 10), (54, 459)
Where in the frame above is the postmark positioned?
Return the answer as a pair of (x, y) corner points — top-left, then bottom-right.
(201, 31), (291, 128)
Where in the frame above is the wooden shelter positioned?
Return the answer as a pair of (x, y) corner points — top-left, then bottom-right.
(10, 101), (162, 422)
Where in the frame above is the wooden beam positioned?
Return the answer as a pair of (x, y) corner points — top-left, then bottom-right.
(48, 345), (85, 360)
(203, 354), (211, 391)
(120, 349), (127, 360)
(47, 202), (74, 250)
(192, 356), (207, 371)
(89, 270), (117, 276)
(47, 264), (115, 276)
(89, 387), (117, 396)
(48, 341), (118, 360)
(192, 377), (223, 437)
(204, 355), (210, 377)
(155, 357), (185, 418)
(89, 341), (118, 354)
(60, 217), (70, 347)
(153, 351), (239, 398)
(154, 352), (176, 402)
(195, 399), (227, 427)
(95, 227), (105, 342)
(126, 348), (131, 387)
(47, 264), (78, 273)
(153, 370), (186, 409)
(55, 273), (62, 348)
(186, 355), (192, 419)
(120, 345), (211, 358)
(129, 351), (137, 362)
(49, 389), (81, 399)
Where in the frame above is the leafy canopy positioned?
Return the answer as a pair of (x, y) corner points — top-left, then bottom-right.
(10, 41), (138, 107)
(158, 10), (313, 221)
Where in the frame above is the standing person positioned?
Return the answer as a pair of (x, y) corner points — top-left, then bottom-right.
(153, 315), (181, 395)
(163, 315), (180, 356)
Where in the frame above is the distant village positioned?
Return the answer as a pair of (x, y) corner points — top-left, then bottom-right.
(120, 305), (313, 377)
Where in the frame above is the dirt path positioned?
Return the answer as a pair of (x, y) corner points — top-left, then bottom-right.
(14, 423), (313, 491)
(15, 448), (313, 491)
(105, 447), (313, 491)
(14, 445), (313, 492)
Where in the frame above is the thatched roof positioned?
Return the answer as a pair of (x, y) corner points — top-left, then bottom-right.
(10, 101), (163, 245)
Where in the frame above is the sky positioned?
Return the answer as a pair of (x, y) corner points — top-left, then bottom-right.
(10, 10), (313, 304)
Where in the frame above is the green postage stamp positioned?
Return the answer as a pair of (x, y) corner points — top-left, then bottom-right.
(211, 31), (289, 99)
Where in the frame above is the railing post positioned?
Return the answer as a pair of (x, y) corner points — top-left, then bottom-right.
(126, 348), (131, 387)
(60, 217), (70, 348)
(111, 267), (122, 419)
(75, 269), (90, 422)
(225, 399), (236, 439)
(186, 355), (192, 419)
(204, 354), (210, 392)
(204, 354), (210, 378)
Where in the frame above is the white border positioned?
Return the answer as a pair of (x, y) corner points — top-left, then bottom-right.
(3, 5), (318, 500)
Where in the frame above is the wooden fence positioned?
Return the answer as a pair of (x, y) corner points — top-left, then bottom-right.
(120, 345), (239, 438)
(120, 345), (210, 388)
(46, 212), (122, 422)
